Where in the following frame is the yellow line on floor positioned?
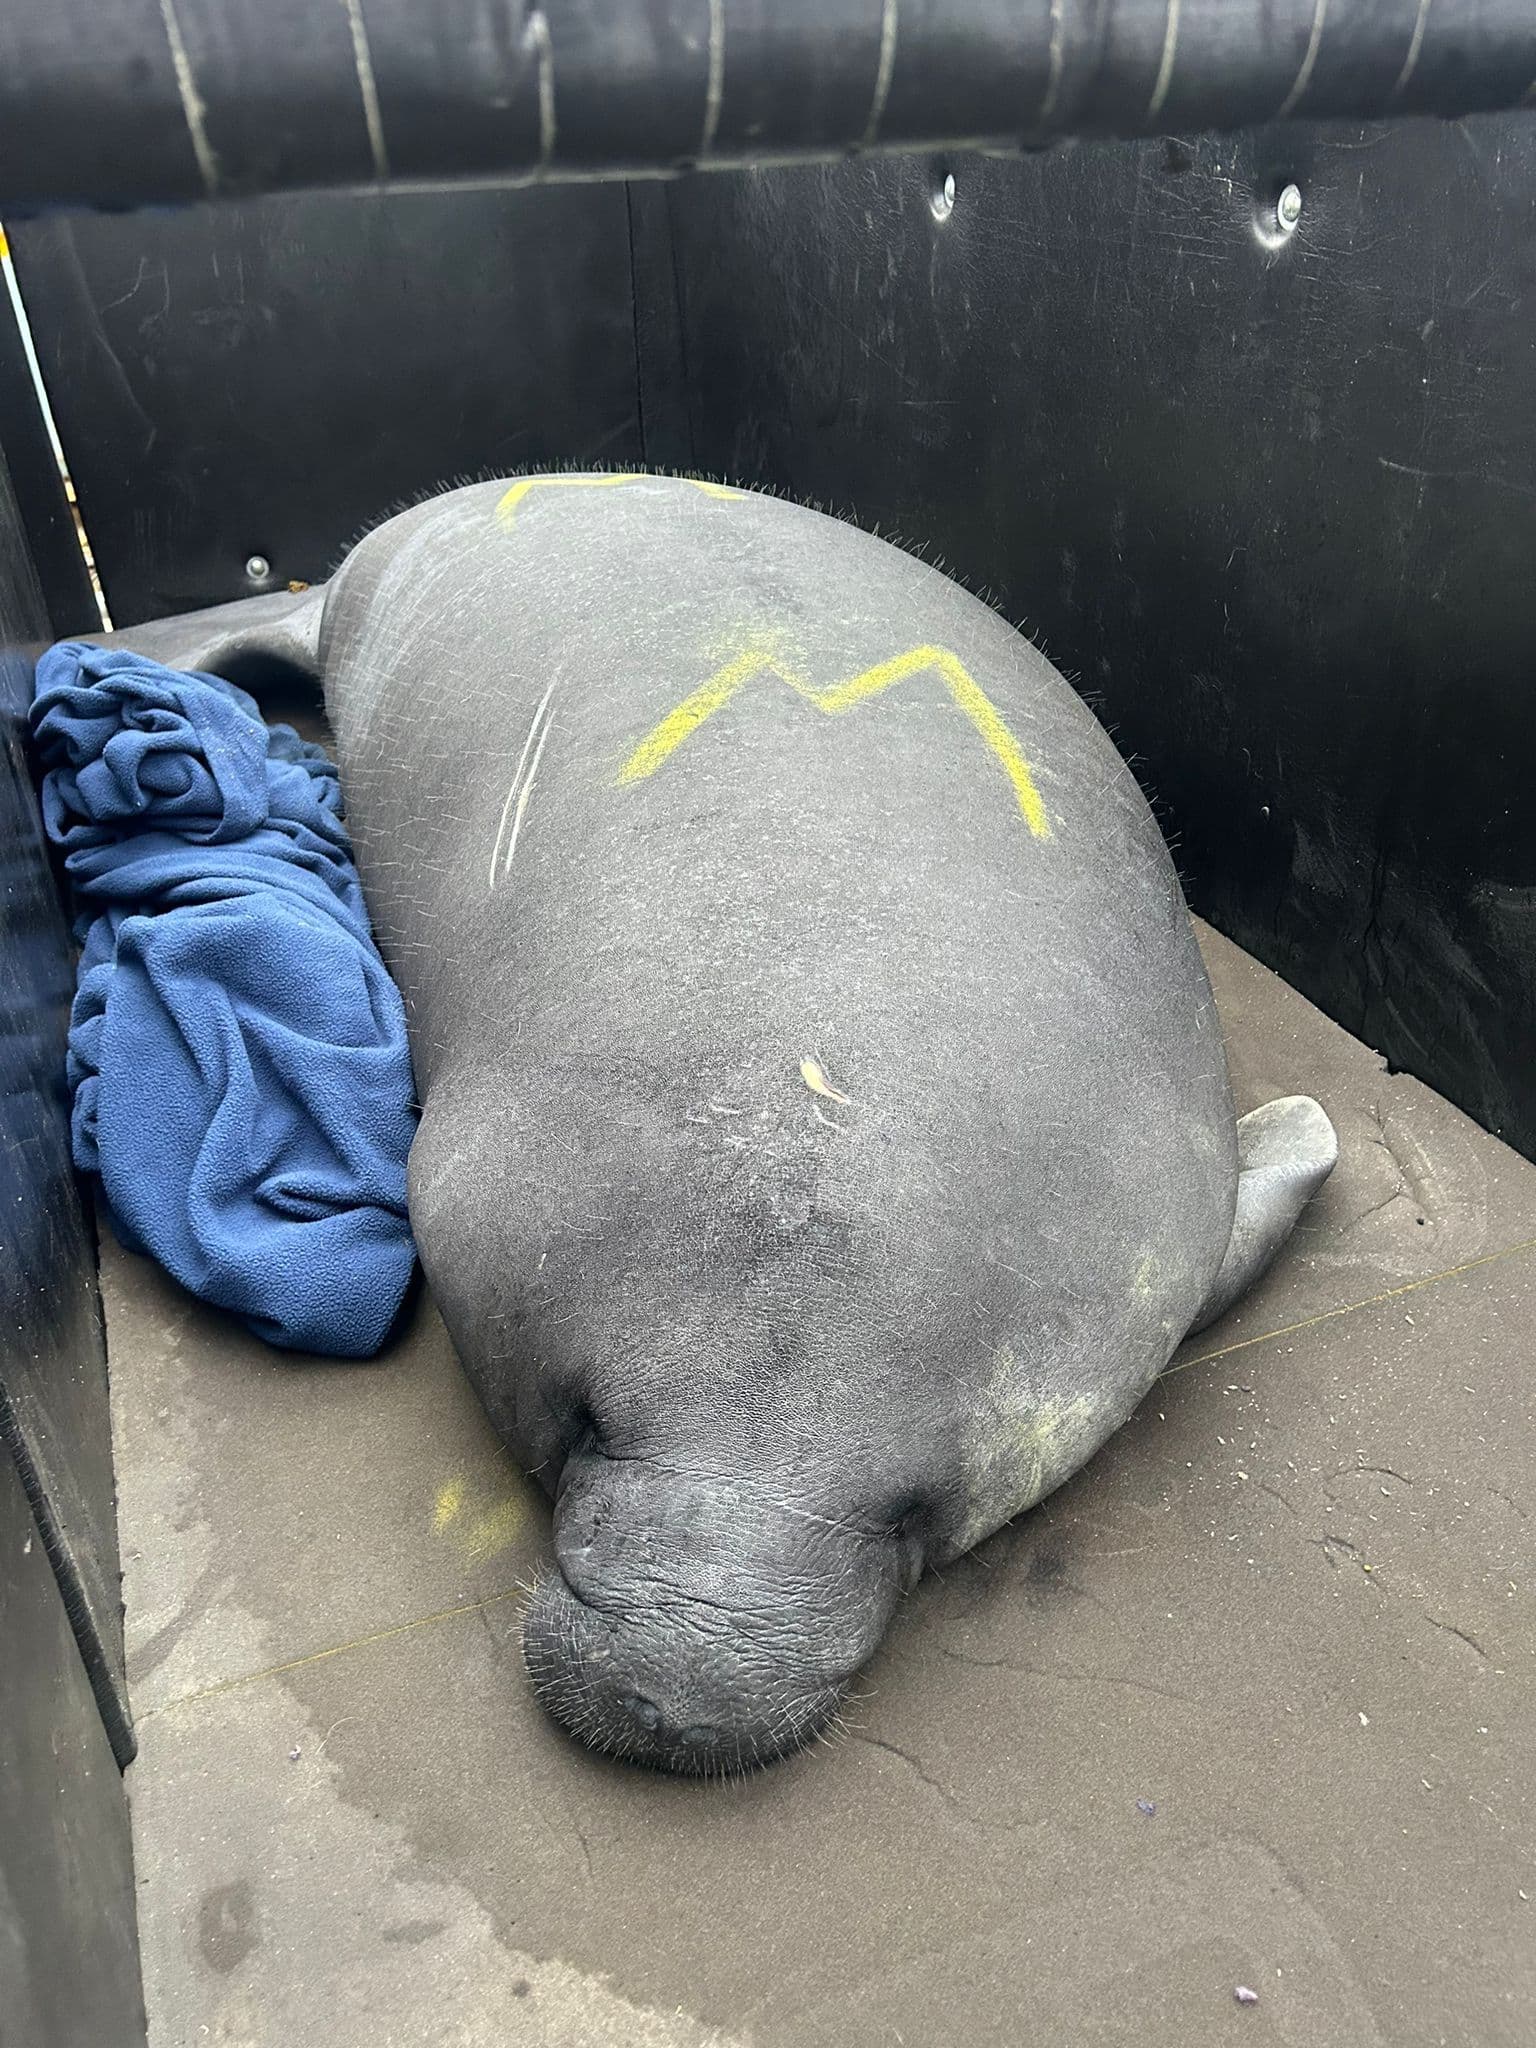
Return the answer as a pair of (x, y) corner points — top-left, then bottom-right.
(1164, 1230), (1536, 1376)
(141, 1585), (528, 1722)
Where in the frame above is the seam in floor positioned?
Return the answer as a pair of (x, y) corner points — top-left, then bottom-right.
(135, 1585), (528, 1725)
(1165, 1228), (1536, 1375)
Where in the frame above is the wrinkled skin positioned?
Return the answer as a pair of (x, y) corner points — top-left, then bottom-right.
(113, 475), (1336, 1773)
(525, 1451), (914, 1773)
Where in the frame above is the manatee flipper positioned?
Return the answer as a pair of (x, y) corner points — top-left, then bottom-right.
(1188, 1095), (1339, 1335)
(94, 585), (326, 699)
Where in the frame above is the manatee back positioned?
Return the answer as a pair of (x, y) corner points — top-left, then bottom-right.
(321, 476), (1236, 1538)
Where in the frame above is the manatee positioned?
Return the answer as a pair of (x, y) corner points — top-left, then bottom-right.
(117, 474), (1337, 1773)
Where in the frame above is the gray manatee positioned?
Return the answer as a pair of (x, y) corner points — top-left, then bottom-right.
(119, 474), (1337, 1773)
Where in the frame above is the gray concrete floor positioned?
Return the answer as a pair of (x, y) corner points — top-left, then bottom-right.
(106, 925), (1535, 2048)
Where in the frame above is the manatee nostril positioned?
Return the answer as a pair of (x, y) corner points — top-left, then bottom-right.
(885, 1499), (932, 1589)
(615, 1697), (719, 1748)
(553, 1407), (603, 1497)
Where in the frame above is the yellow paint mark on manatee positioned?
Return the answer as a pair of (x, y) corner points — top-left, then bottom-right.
(432, 1473), (530, 1565)
(496, 473), (744, 528)
(959, 1348), (1104, 1548)
(1007, 1392), (1101, 1509)
(616, 642), (1053, 838)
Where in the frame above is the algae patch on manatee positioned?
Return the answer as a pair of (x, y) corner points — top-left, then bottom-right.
(959, 1347), (1105, 1549)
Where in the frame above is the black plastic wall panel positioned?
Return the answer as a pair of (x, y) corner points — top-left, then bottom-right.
(652, 115), (1536, 1158)
(7, 182), (643, 627)
(0, 235), (98, 635)
(0, 447), (143, 2034)
(0, 439), (132, 1760)
(3, 0), (1535, 208)
(0, 1432), (144, 2046)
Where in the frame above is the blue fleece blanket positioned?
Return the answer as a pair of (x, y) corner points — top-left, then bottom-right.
(32, 642), (416, 1357)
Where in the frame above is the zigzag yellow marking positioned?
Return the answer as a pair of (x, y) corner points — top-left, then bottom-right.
(616, 643), (1053, 839)
(496, 473), (744, 527)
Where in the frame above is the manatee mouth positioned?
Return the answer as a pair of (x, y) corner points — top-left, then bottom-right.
(521, 1566), (850, 1777)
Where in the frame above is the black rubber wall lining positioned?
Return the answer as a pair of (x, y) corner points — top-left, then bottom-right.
(0, 422), (145, 2033)
(7, 184), (643, 629)
(0, 381), (135, 1763)
(3, 0), (1535, 207)
(0, 239), (98, 635)
(0, 1428), (145, 2045)
(9, 113), (1536, 1164)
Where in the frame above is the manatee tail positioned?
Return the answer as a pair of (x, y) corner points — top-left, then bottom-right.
(91, 584), (327, 708)
(1188, 1095), (1339, 1336)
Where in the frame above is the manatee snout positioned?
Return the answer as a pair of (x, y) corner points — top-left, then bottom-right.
(523, 1445), (915, 1774)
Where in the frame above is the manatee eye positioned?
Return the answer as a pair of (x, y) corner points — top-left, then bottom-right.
(884, 1500), (930, 1588)
(558, 1404), (602, 1480)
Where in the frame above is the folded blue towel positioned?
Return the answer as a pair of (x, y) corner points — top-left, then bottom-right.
(32, 642), (417, 1357)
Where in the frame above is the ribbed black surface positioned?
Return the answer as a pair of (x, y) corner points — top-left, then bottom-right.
(1, 0), (1533, 209)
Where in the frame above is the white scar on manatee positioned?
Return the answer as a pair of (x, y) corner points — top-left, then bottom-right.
(488, 680), (557, 889)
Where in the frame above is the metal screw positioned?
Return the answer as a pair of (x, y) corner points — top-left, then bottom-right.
(1276, 183), (1303, 232)
(930, 170), (956, 223)
(244, 553), (271, 581)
